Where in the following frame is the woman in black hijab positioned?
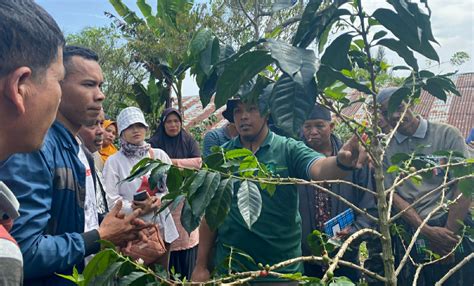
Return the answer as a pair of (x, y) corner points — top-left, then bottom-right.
(149, 107), (202, 280)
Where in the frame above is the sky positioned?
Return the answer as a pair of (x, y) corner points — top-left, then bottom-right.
(37, 0), (473, 96)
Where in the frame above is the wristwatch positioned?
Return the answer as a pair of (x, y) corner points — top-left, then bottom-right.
(336, 156), (356, 171)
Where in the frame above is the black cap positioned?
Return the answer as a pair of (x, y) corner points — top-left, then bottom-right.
(307, 103), (331, 121)
(222, 98), (241, 123)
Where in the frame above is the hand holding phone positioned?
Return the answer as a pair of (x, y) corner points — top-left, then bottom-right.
(133, 191), (148, 202)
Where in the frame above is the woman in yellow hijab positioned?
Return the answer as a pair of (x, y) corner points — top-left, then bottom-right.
(99, 120), (118, 166)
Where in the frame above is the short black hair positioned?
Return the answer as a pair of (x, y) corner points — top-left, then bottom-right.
(0, 0), (65, 77)
(63, 45), (99, 76)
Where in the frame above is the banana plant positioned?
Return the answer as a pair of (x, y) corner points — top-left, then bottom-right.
(108, 0), (197, 112)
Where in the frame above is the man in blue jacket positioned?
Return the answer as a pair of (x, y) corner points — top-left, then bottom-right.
(0, 46), (146, 285)
(0, 1), (65, 285)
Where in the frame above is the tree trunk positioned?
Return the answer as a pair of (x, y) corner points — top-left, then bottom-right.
(177, 79), (183, 115)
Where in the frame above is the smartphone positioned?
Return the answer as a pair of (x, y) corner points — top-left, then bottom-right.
(324, 208), (355, 238)
(133, 191), (148, 201)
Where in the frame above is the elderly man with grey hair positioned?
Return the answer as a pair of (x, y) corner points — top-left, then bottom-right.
(378, 87), (473, 286)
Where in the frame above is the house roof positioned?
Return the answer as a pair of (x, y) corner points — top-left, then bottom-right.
(179, 72), (474, 138)
(341, 72), (474, 137)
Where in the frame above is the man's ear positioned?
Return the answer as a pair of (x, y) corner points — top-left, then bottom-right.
(5, 67), (33, 115)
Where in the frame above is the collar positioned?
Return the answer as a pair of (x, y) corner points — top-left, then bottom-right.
(234, 130), (274, 150)
(52, 121), (79, 151)
(394, 117), (428, 143)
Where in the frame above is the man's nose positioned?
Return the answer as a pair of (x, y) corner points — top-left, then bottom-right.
(96, 126), (104, 135)
(95, 90), (105, 102)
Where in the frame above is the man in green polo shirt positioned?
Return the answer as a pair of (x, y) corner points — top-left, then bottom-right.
(192, 99), (366, 284)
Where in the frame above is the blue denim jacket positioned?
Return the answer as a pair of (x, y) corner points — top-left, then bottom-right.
(0, 121), (96, 285)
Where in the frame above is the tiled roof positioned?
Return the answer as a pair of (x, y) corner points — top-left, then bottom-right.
(180, 72), (474, 137)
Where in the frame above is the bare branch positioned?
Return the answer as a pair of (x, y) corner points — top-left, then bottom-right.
(389, 174), (474, 223)
(386, 161), (467, 195)
(395, 158), (453, 275)
(237, 0), (259, 39)
(279, 15), (302, 28)
(435, 253), (474, 286)
(321, 228), (382, 282)
(412, 265), (424, 286)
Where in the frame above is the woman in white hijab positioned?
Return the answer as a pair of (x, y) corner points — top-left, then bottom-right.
(103, 107), (178, 267)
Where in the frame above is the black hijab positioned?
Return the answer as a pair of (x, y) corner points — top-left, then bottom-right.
(149, 108), (201, 159)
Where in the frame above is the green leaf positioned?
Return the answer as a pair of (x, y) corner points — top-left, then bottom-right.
(292, 0), (323, 47)
(82, 249), (119, 285)
(320, 33), (353, 71)
(423, 78), (448, 101)
(186, 170), (207, 198)
(204, 152), (225, 170)
(166, 167), (183, 193)
(56, 273), (80, 284)
(238, 155), (259, 177)
(198, 71), (218, 108)
(317, 65), (372, 94)
(223, 244), (257, 266)
(89, 261), (124, 285)
(205, 178), (234, 231)
(377, 38), (418, 70)
(200, 37), (220, 76)
(215, 51), (273, 109)
(119, 272), (149, 286)
(458, 178), (474, 197)
(225, 148), (254, 160)
(148, 164), (170, 190)
(270, 75), (317, 137)
(266, 39), (317, 87)
(109, 0), (143, 25)
(280, 272), (322, 283)
(293, 0), (350, 48)
(237, 180), (262, 229)
(189, 172), (221, 218)
(390, 153), (411, 164)
(189, 29), (213, 59)
(123, 162), (159, 183)
(387, 165), (400, 173)
(373, 8), (439, 61)
(329, 276), (355, 286)
(318, 18), (336, 54)
(372, 30), (387, 41)
(181, 200), (201, 234)
(387, 87), (411, 113)
(137, 0), (156, 29)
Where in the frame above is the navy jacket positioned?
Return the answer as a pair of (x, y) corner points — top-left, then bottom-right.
(0, 121), (100, 285)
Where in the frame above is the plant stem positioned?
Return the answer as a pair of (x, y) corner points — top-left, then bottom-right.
(357, 0), (396, 283)
(435, 253), (474, 286)
(373, 148), (397, 286)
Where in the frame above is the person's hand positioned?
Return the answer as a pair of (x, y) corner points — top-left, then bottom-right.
(422, 225), (459, 256)
(98, 200), (147, 247)
(132, 194), (160, 215)
(191, 265), (211, 282)
(336, 227), (352, 239)
(338, 135), (368, 169)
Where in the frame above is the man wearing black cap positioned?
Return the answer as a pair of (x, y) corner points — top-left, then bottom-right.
(378, 87), (472, 285)
(202, 99), (239, 157)
(298, 104), (376, 280)
(192, 98), (367, 284)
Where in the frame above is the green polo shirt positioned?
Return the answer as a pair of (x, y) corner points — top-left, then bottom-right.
(214, 130), (324, 277)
